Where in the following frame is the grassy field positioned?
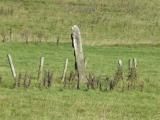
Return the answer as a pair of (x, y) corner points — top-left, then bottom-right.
(0, 0), (160, 120)
(0, 0), (160, 44)
(0, 42), (160, 119)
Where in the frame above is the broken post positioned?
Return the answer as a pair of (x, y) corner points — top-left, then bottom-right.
(71, 25), (87, 88)
(62, 58), (68, 82)
(38, 57), (44, 80)
(7, 54), (16, 78)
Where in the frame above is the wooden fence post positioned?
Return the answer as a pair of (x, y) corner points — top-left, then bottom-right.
(62, 58), (68, 82)
(10, 28), (13, 42)
(71, 25), (87, 89)
(7, 54), (16, 78)
(38, 57), (44, 80)
(133, 58), (137, 68)
(118, 60), (122, 68)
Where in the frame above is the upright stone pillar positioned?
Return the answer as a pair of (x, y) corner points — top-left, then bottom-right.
(71, 25), (87, 87)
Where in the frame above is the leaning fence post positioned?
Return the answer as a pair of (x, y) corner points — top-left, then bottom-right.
(7, 54), (16, 78)
(62, 58), (68, 82)
(71, 25), (87, 89)
(38, 57), (44, 80)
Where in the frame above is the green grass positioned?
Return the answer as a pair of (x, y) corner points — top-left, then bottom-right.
(0, 0), (160, 44)
(0, 88), (159, 120)
(0, 42), (159, 119)
(0, 0), (160, 119)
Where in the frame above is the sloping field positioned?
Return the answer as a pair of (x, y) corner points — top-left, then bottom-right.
(0, 0), (160, 44)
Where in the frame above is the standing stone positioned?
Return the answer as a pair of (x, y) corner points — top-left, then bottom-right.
(71, 25), (87, 85)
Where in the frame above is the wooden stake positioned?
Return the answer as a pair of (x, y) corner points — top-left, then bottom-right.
(7, 54), (16, 78)
(133, 58), (137, 68)
(10, 28), (13, 42)
(18, 73), (21, 88)
(62, 58), (68, 82)
(118, 60), (122, 67)
(38, 57), (44, 80)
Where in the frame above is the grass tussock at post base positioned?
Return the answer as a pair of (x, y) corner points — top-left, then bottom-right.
(39, 70), (53, 89)
(61, 57), (142, 92)
(13, 72), (32, 89)
(6, 54), (143, 93)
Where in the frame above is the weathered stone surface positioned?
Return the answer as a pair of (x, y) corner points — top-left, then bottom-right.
(71, 25), (87, 83)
